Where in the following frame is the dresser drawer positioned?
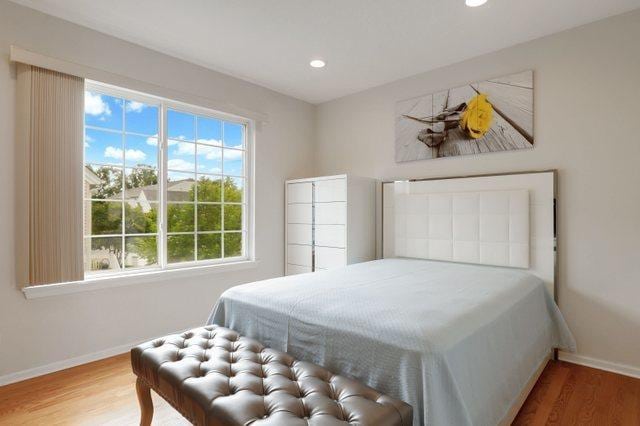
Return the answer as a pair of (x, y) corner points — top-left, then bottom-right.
(287, 203), (312, 224)
(286, 264), (312, 275)
(287, 224), (312, 245)
(287, 182), (312, 204)
(315, 247), (346, 269)
(315, 224), (345, 248)
(287, 244), (312, 267)
(314, 178), (346, 202)
(315, 202), (346, 225)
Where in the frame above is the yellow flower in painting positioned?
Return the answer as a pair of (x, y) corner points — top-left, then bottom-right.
(460, 94), (493, 139)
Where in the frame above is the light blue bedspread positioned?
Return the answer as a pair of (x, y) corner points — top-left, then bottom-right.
(207, 258), (575, 425)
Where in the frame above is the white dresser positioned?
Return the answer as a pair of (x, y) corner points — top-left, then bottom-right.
(285, 174), (376, 275)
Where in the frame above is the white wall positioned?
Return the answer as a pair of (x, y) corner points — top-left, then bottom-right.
(0, 0), (315, 380)
(316, 11), (640, 372)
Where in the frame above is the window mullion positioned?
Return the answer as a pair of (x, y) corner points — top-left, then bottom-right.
(121, 97), (126, 270)
(159, 102), (168, 269)
(221, 123), (225, 259)
(194, 117), (199, 262)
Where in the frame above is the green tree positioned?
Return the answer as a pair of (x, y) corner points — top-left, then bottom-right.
(126, 166), (158, 189)
(87, 165), (122, 199)
(124, 176), (244, 264)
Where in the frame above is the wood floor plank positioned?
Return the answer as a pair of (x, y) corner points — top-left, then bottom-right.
(513, 361), (572, 425)
(1, 355), (638, 425)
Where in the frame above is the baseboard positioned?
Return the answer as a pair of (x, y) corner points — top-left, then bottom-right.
(559, 351), (640, 379)
(0, 327), (191, 387)
(3, 343), (638, 387)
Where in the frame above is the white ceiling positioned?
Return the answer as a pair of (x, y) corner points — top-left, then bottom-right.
(11, 0), (640, 104)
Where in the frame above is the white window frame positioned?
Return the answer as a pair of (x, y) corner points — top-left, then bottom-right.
(83, 80), (255, 277)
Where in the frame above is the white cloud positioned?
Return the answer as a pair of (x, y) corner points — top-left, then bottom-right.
(146, 135), (177, 147)
(197, 138), (222, 146)
(85, 92), (111, 116)
(223, 149), (243, 160)
(172, 143), (242, 161)
(176, 142), (196, 155)
(198, 145), (242, 160)
(126, 101), (146, 113)
(104, 146), (123, 159)
(104, 146), (147, 161)
(200, 145), (220, 160)
(146, 135), (159, 146)
(126, 149), (147, 161)
(167, 158), (194, 171)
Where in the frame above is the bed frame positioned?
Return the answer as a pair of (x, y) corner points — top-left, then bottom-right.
(379, 170), (558, 425)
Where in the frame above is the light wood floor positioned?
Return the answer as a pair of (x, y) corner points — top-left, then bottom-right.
(0, 355), (638, 425)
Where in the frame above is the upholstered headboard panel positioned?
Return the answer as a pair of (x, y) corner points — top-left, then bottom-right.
(394, 190), (530, 268)
(382, 171), (556, 295)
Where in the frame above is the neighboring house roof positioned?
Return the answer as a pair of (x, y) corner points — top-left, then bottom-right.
(84, 166), (102, 185)
(108, 179), (194, 202)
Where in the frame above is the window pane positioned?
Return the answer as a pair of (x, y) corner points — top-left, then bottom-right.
(125, 236), (158, 268)
(85, 165), (122, 200)
(224, 205), (242, 231)
(197, 204), (221, 231)
(167, 172), (195, 202)
(125, 202), (158, 234)
(197, 117), (222, 145)
(167, 203), (194, 232)
(125, 101), (158, 135)
(197, 233), (221, 260)
(224, 233), (243, 257)
(197, 176), (222, 202)
(85, 91), (122, 131)
(168, 141), (196, 172)
(125, 134), (158, 169)
(84, 237), (122, 272)
(125, 168), (159, 201)
(168, 110), (195, 141)
(223, 149), (244, 176)
(224, 177), (243, 202)
(197, 144), (222, 174)
(167, 234), (195, 263)
(85, 128), (122, 166)
(86, 201), (122, 235)
(223, 122), (244, 149)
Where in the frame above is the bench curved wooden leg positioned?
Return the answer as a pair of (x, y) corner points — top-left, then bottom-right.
(136, 377), (154, 426)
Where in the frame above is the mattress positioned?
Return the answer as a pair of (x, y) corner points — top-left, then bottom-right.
(207, 258), (575, 426)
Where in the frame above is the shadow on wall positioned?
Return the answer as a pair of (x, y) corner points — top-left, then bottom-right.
(561, 285), (640, 369)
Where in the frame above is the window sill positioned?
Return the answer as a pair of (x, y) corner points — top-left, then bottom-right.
(22, 259), (260, 299)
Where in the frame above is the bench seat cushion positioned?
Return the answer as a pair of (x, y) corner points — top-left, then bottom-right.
(131, 325), (412, 426)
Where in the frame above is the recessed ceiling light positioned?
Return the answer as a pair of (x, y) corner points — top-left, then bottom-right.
(466, 0), (487, 6)
(310, 59), (326, 68)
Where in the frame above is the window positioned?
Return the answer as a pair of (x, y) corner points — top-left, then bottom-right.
(83, 82), (251, 276)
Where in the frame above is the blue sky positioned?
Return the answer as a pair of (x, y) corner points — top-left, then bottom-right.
(84, 91), (245, 178)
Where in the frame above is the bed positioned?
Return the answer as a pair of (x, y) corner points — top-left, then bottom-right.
(207, 171), (576, 425)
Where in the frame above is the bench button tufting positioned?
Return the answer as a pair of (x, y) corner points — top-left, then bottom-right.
(133, 325), (412, 426)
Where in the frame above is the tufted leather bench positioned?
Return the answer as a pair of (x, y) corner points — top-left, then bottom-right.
(131, 325), (412, 426)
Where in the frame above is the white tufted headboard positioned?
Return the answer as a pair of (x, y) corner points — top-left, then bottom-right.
(382, 171), (557, 296)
